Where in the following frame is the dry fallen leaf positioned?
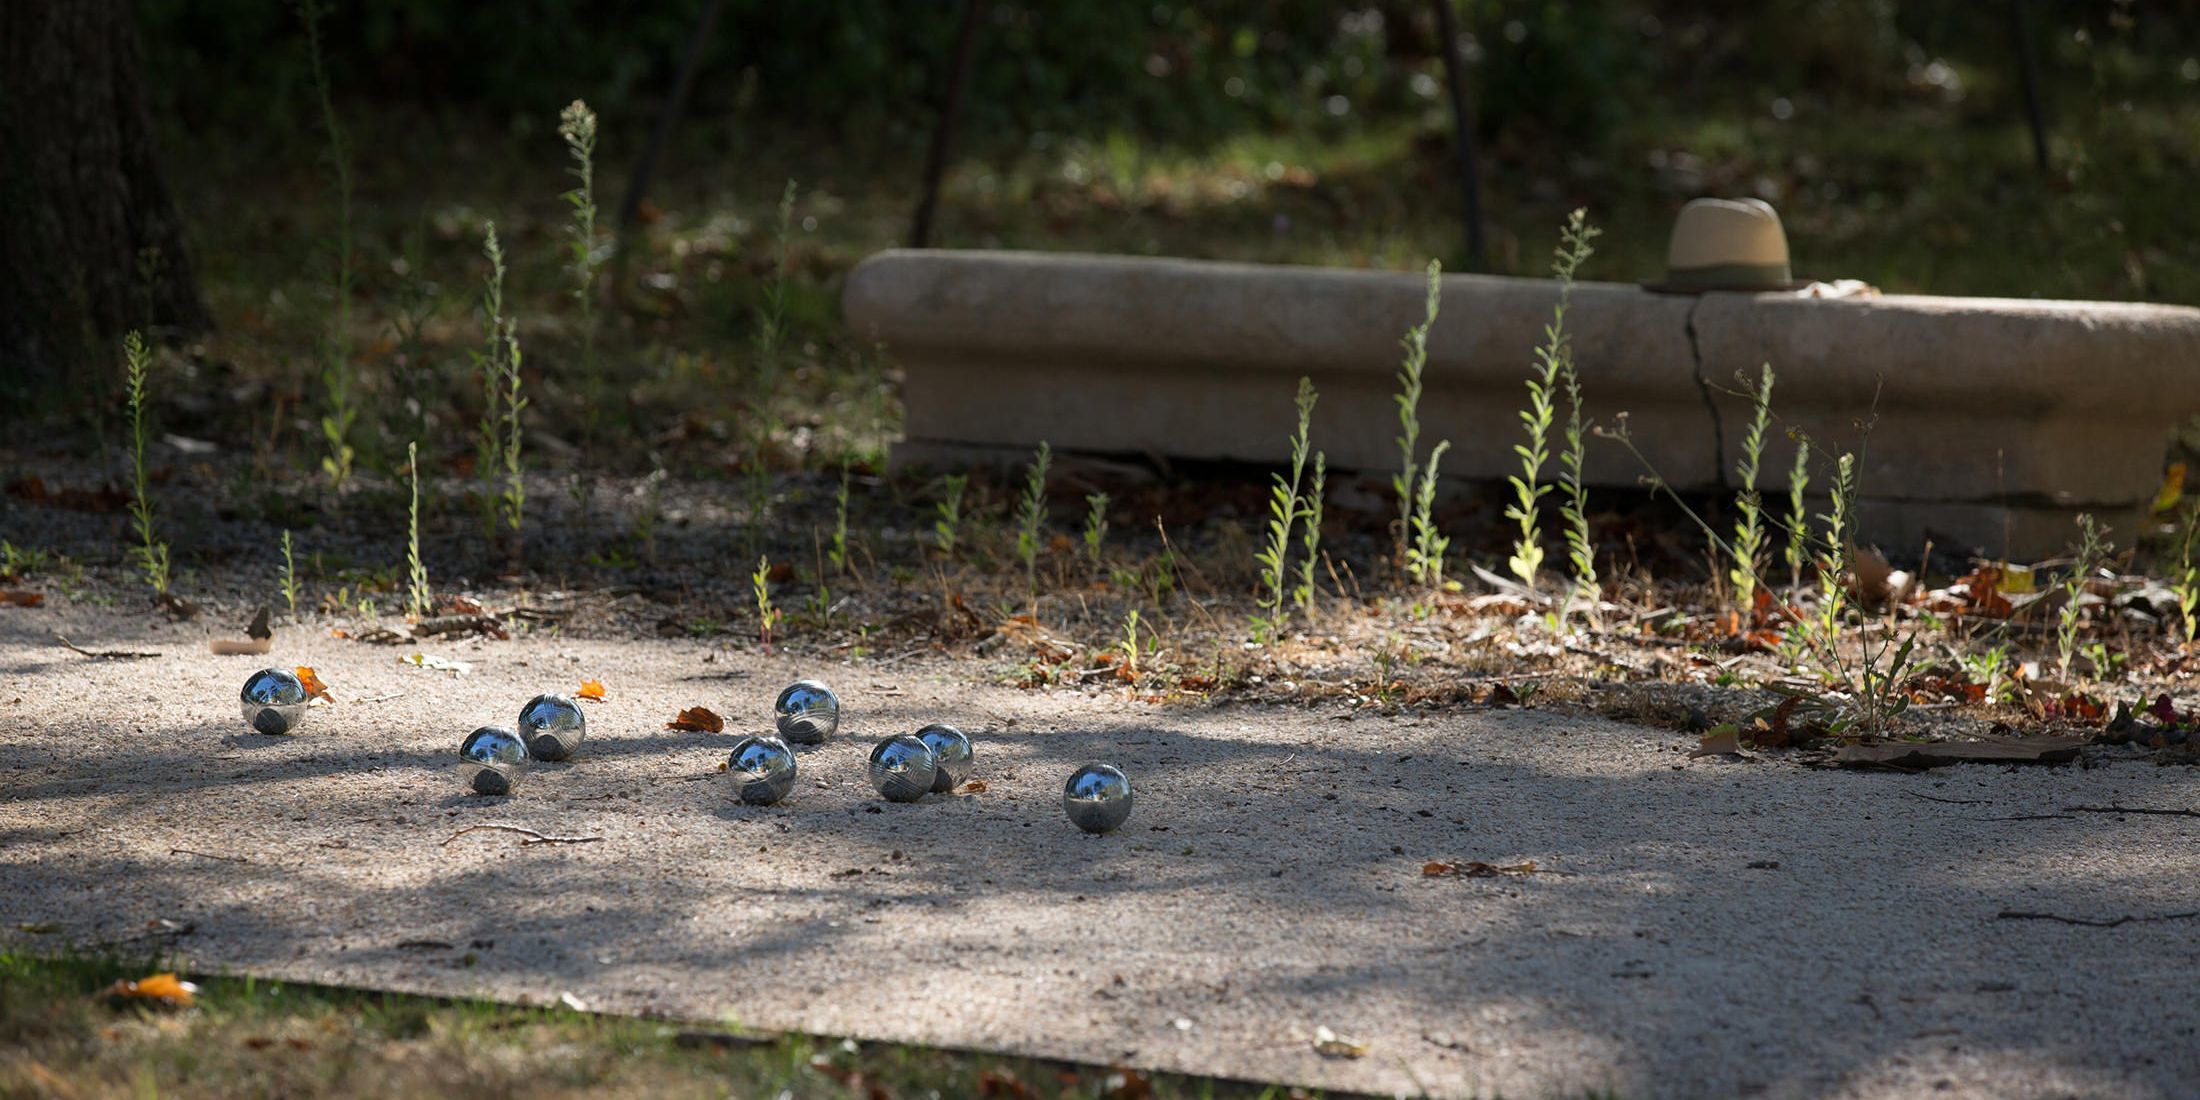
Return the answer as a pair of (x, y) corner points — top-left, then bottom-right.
(957, 778), (989, 794)
(1690, 725), (1743, 758)
(1424, 859), (1539, 878)
(295, 666), (333, 703)
(400, 652), (472, 675)
(666, 706), (724, 733)
(1312, 1025), (1369, 1059)
(104, 972), (198, 1008)
(0, 589), (45, 607)
(577, 680), (606, 701)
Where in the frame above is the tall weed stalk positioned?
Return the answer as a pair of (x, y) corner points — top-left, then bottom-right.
(1730, 365), (1775, 614)
(1254, 378), (1317, 641)
(1392, 260), (1440, 566)
(301, 0), (357, 488)
(123, 332), (171, 596)
(1507, 210), (1597, 593)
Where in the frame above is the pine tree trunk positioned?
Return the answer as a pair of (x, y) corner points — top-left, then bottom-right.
(0, 0), (209, 407)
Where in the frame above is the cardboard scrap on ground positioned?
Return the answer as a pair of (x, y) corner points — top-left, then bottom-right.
(1834, 736), (2087, 769)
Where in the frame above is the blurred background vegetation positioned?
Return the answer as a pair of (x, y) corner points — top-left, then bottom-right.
(24, 0), (2200, 470)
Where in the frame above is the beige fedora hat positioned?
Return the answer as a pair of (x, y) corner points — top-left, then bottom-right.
(1644, 197), (1806, 293)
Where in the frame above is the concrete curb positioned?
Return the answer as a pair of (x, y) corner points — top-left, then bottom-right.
(847, 249), (2200, 559)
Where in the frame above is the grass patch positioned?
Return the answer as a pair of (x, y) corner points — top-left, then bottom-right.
(0, 950), (1319, 1100)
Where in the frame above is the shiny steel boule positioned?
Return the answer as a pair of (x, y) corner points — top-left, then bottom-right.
(867, 735), (937, 802)
(774, 679), (840, 744)
(1063, 764), (1133, 833)
(725, 735), (798, 805)
(914, 723), (974, 793)
(239, 667), (308, 735)
(457, 726), (532, 796)
(517, 692), (586, 761)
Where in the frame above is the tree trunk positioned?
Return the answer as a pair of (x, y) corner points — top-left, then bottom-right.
(0, 0), (209, 406)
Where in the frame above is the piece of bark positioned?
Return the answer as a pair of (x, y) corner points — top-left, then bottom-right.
(1834, 736), (2087, 769)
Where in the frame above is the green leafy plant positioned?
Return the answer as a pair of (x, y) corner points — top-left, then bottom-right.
(557, 100), (600, 364)
(122, 332), (171, 596)
(280, 529), (299, 618)
(1507, 210), (1597, 593)
(934, 474), (968, 558)
(405, 441), (431, 621)
(2058, 514), (2108, 680)
(1014, 442), (1053, 593)
(1553, 223), (1601, 625)
(472, 224), (526, 541)
(1730, 365), (1776, 613)
(1294, 452), (1326, 612)
(1082, 492), (1111, 565)
(755, 180), (798, 391)
(1405, 440), (1451, 588)
(1784, 435), (1813, 589)
(753, 555), (781, 650)
(1391, 259), (1440, 566)
(2176, 500), (2200, 648)
(1253, 378), (1317, 641)
(828, 461), (852, 576)
(1119, 608), (1145, 678)
(300, 0), (356, 489)
(633, 463), (668, 565)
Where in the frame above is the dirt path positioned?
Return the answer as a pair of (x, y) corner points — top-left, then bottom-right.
(3, 605), (2196, 1099)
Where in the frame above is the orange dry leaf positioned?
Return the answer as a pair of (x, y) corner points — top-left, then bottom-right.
(1424, 859), (1538, 878)
(294, 666), (333, 702)
(666, 706), (724, 733)
(958, 778), (989, 794)
(104, 972), (198, 1008)
(576, 680), (606, 701)
(0, 590), (44, 607)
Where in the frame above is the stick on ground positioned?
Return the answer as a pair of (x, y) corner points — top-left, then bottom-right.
(440, 823), (604, 848)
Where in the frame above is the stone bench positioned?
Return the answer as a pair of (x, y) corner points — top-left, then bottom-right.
(843, 249), (2200, 560)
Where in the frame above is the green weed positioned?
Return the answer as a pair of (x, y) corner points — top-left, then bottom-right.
(473, 223), (526, 540)
(934, 474), (968, 558)
(1014, 442), (1052, 597)
(405, 441), (430, 620)
(280, 529), (299, 618)
(1083, 492), (1111, 565)
(2058, 514), (2109, 680)
(828, 461), (852, 576)
(1730, 365), (1775, 613)
(1554, 214), (1602, 625)
(1391, 259), (1440, 566)
(1405, 440), (1451, 589)
(755, 180), (798, 390)
(1507, 209), (1597, 594)
(123, 332), (171, 596)
(753, 555), (781, 651)
(1784, 435), (1813, 589)
(1253, 377), (1317, 642)
(557, 100), (601, 367)
(1295, 452), (1326, 612)
(300, 0), (357, 489)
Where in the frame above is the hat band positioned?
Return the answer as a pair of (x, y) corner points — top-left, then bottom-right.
(1664, 261), (1793, 289)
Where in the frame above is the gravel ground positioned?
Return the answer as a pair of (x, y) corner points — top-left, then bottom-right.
(3, 600), (2198, 1100)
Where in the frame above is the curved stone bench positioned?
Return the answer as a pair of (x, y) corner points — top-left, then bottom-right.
(844, 249), (2200, 559)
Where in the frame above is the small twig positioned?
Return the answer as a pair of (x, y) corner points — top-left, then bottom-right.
(170, 847), (248, 863)
(55, 634), (160, 660)
(440, 823), (604, 848)
(2063, 805), (2200, 818)
(1979, 814), (2075, 821)
(1998, 909), (2200, 929)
